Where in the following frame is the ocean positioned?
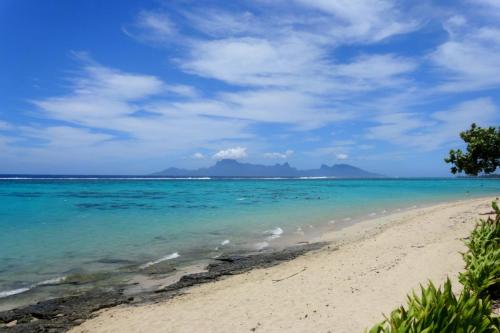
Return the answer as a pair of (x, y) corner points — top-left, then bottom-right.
(0, 177), (499, 309)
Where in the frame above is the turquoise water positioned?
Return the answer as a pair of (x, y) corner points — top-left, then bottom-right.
(0, 178), (499, 304)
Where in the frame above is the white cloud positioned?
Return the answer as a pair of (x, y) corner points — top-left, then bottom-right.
(20, 126), (114, 148)
(192, 152), (205, 159)
(182, 9), (259, 37)
(336, 54), (416, 81)
(367, 98), (498, 150)
(293, 0), (419, 42)
(165, 85), (199, 97)
(212, 147), (248, 160)
(263, 149), (294, 159)
(472, 0), (500, 11)
(34, 64), (166, 125)
(182, 37), (327, 88)
(25, 59), (253, 169)
(336, 153), (349, 160)
(9, 1), (500, 174)
(431, 14), (500, 92)
(124, 11), (176, 42)
(181, 37), (417, 93)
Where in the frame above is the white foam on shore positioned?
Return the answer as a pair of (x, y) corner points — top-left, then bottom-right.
(37, 276), (67, 286)
(0, 276), (67, 299)
(36, 276), (66, 286)
(140, 252), (180, 269)
(265, 227), (284, 240)
(221, 239), (230, 246)
(343, 217), (351, 221)
(236, 197), (246, 201)
(0, 287), (31, 298)
(368, 212), (377, 217)
(295, 227), (304, 235)
(329, 220), (336, 224)
(254, 242), (269, 250)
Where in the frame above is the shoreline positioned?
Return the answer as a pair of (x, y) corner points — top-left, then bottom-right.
(0, 244), (328, 332)
(0, 193), (475, 310)
(1, 178), (498, 311)
(72, 196), (496, 333)
(1, 196), (497, 332)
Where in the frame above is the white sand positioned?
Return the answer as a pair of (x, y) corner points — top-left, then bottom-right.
(70, 197), (496, 333)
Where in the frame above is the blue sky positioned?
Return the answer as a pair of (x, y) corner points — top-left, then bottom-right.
(1, 0), (499, 176)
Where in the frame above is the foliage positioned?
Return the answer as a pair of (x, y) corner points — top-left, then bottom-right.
(460, 201), (500, 299)
(367, 279), (499, 333)
(367, 201), (500, 332)
(445, 123), (500, 175)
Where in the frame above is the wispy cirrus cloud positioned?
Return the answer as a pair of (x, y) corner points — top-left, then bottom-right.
(123, 10), (177, 42)
(431, 30), (500, 92)
(367, 98), (498, 151)
(292, 0), (420, 42)
(3, 0), (500, 175)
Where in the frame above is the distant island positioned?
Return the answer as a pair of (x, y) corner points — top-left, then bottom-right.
(152, 159), (383, 178)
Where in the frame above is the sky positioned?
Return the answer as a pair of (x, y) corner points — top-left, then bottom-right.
(1, 0), (499, 176)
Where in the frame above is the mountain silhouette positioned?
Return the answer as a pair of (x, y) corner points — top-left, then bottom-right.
(153, 159), (382, 178)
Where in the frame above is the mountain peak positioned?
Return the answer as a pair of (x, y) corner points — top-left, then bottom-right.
(153, 160), (382, 178)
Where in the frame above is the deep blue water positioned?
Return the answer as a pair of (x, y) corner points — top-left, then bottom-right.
(0, 177), (499, 303)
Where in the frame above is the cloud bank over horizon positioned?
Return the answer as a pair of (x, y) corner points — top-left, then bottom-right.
(1, 0), (499, 176)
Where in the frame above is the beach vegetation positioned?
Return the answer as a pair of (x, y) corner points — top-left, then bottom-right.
(445, 123), (500, 176)
(368, 201), (500, 332)
(367, 279), (498, 333)
(460, 201), (500, 299)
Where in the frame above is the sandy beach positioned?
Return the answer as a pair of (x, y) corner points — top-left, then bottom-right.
(69, 197), (495, 333)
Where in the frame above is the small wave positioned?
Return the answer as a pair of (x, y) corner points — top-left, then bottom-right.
(37, 276), (67, 286)
(368, 212), (377, 217)
(264, 227), (284, 240)
(0, 287), (31, 298)
(236, 198), (246, 201)
(343, 217), (351, 221)
(329, 220), (336, 224)
(0, 276), (67, 299)
(140, 252), (180, 269)
(254, 242), (269, 250)
(298, 176), (333, 179)
(221, 239), (230, 246)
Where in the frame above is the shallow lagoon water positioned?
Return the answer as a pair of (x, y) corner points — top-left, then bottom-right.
(0, 177), (499, 306)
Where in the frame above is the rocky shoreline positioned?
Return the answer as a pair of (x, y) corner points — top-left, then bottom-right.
(0, 242), (326, 332)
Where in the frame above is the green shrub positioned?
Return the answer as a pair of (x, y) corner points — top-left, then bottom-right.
(460, 201), (500, 299)
(368, 279), (498, 333)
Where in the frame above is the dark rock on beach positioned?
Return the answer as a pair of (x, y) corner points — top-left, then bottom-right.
(0, 242), (326, 332)
(0, 290), (131, 333)
(158, 242), (326, 292)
